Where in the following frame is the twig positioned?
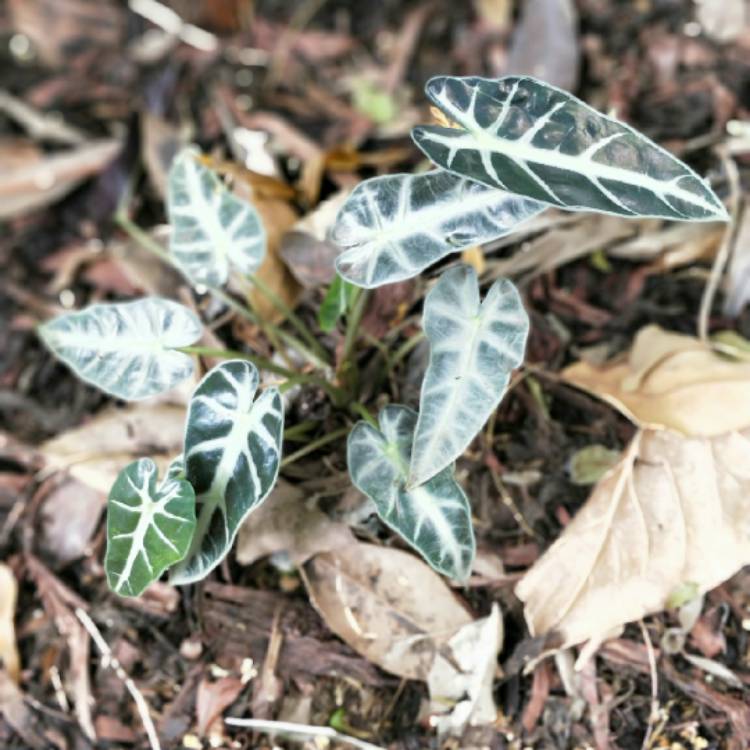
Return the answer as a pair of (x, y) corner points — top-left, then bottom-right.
(698, 147), (741, 341)
(224, 717), (385, 750)
(75, 609), (161, 750)
(129, 0), (217, 51)
(639, 619), (659, 750)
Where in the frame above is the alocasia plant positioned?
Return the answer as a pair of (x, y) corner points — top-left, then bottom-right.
(39, 75), (727, 594)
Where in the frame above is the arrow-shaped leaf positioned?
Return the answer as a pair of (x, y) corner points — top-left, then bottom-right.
(168, 147), (266, 287)
(105, 458), (196, 597)
(39, 297), (203, 400)
(413, 76), (728, 222)
(348, 405), (475, 580)
(409, 265), (528, 487)
(332, 170), (544, 288)
(170, 360), (284, 584)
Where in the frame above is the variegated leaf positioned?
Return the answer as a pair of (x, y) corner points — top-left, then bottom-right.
(413, 76), (728, 222)
(409, 265), (528, 487)
(168, 147), (266, 287)
(38, 297), (202, 400)
(170, 360), (284, 584)
(348, 405), (475, 580)
(332, 171), (544, 288)
(105, 458), (196, 597)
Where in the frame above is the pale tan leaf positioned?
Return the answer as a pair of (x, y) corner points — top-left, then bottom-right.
(427, 603), (503, 736)
(304, 542), (472, 681)
(40, 404), (185, 493)
(235, 480), (356, 566)
(0, 564), (20, 683)
(515, 429), (750, 657)
(562, 325), (750, 437)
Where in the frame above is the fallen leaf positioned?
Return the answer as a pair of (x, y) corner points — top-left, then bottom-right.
(724, 200), (750, 316)
(516, 428), (750, 662)
(0, 565), (20, 683)
(696, 0), (747, 43)
(360, 281), (414, 340)
(236, 479), (356, 567)
(40, 404), (186, 494)
(563, 325), (750, 437)
(279, 190), (349, 288)
(0, 139), (121, 220)
(38, 479), (105, 566)
(196, 675), (243, 736)
(231, 179), (301, 324)
(506, 0), (579, 92)
(304, 541), (472, 680)
(428, 603), (503, 736)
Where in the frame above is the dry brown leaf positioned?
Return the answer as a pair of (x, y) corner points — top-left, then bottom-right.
(304, 542), (472, 681)
(39, 479), (105, 566)
(0, 564), (20, 683)
(279, 190), (349, 288)
(515, 428), (750, 661)
(0, 139), (121, 220)
(236, 480), (355, 567)
(230, 179), (301, 324)
(40, 404), (185, 493)
(562, 325), (750, 437)
(196, 676), (243, 737)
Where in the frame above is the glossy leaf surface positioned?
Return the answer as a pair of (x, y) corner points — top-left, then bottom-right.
(168, 147), (266, 286)
(105, 458), (196, 597)
(170, 360), (284, 584)
(409, 265), (528, 487)
(332, 170), (544, 288)
(413, 76), (728, 222)
(38, 297), (202, 400)
(348, 405), (475, 580)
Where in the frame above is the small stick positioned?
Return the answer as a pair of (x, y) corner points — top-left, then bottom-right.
(639, 619), (659, 750)
(698, 147), (741, 341)
(75, 609), (161, 750)
(225, 717), (385, 750)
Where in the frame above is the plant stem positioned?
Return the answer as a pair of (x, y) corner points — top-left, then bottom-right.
(246, 273), (330, 365)
(280, 426), (349, 468)
(340, 288), (370, 371)
(115, 212), (331, 369)
(177, 345), (346, 403)
(349, 402), (377, 427)
(389, 331), (425, 371)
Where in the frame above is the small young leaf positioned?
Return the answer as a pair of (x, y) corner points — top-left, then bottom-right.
(348, 405), (475, 581)
(170, 360), (284, 584)
(168, 147), (266, 287)
(105, 458), (196, 597)
(38, 297), (203, 400)
(318, 274), (357, 332)
(332, 170), (544, 288)
(413, 76), (728, 222)
(409, 265), (528, 487)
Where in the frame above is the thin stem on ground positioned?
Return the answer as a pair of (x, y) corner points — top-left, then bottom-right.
(280, 426), (349, 467)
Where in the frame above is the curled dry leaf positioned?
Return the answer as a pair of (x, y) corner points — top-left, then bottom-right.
(516, 428), (750, 660)
(562, 325), (750, 437)
(0, 564), (20, 683)
(40, 404), (186, 494)
(235, 479), (355, 567)
(0, 139), (121, 220)
(304, 541), (472, 680)
(428, 603), (503, 736)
